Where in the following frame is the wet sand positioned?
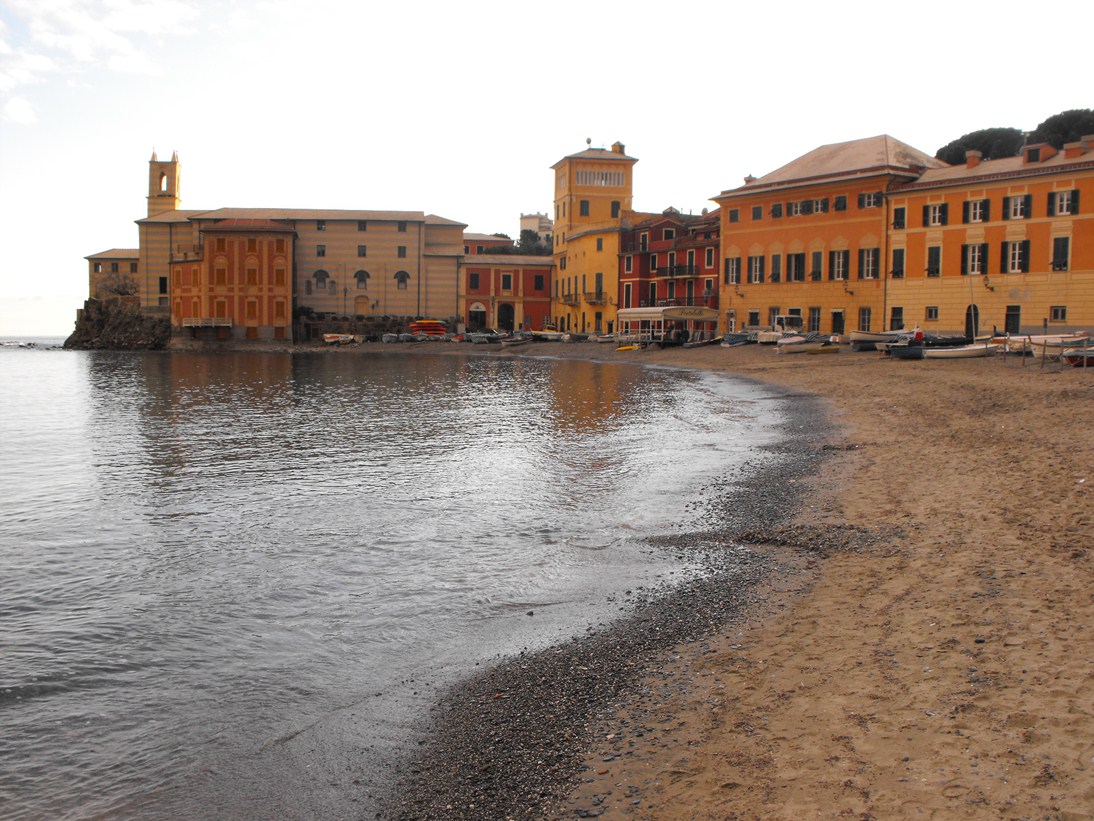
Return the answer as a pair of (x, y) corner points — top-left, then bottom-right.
(364, 340), (1092, 819)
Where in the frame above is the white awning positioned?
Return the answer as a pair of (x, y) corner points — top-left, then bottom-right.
(616, 306), (718, 323)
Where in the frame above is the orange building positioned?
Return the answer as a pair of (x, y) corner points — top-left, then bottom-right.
(170, 219), (295, 340)
(85, 249), (140, 300)
(714, 136), (945, 335)
(459, 255), (554, 331)
(887, 138), (1094, 336)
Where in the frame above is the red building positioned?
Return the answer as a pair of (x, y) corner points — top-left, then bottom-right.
(618, 208), (720, 313)
(459, 255), (554, 331)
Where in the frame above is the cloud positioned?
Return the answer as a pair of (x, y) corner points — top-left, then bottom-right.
(0, 0), (199, 99)
(2, 96), (38, 124)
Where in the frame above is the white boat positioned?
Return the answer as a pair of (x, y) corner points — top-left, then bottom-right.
(922, 342), (1001, 359)
(775, 333), (838, 354)
(1062, 347), (1094, 367)
(531, 329), (565, 342)
(991, 332), (1089, 354)
(1026, 335), (1092, 360)
(849, 328), (913, 351)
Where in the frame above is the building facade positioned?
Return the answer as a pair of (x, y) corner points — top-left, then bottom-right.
(552, 142), (636, 334)
(459, 255), (554, 331)
(618, 208), (720, 313)
(887, 139), (1094, 336)
(714, 136), (945, 336)
(85, 249), (140, 301)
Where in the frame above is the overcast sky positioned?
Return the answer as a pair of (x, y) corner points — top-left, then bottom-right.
(1, 0), (1089, 335)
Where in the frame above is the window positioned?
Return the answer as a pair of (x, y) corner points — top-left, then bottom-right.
(358, 221), (367, 231)
(639, 232), (649, 251)
(1004, 194), (1031, 220)
(751, 206), (763, 220)
(705, 248), (714, 268)
(926, 306), (939, 321)
(927, 246), (941, 276)
(892, 207), (906, 229)
(275, 239), (285, 253)
(1050, 305), (1067, 321)
(748, 310), (760, 327)
(648, 283), (657, 305)
(808, 307), (821, 333)
(963, 199), (989, 223)
(787, 253), (806, 282)
(961, 243), (989, 275)
(111, 262), (119, 273)
(858, 248), (879, 279)
(891, 248), (905, 278)
(501, 273), (513, 291)
(611, 200), (620, 218)
(772, 203), (784, 218)
(769, 254), (781, 282)
(158, 276), (168, 294)
(767, 307), (780, 327)
(858, 306), (872, 332)
(394, 271), (409, 289)
(724, 257), (741, 285)
(355, 270), (369, 289)
(748, 255), (765, 283)
(247, 238), (257, 253)
(858, 192), (881, 208)
(789, 201), (803, 217)
(828, 249), (849, 280)
(317, 220), (326, 231)
(275, 268), (285, 286)
(93, 262), (102, 273)
(314, 270), (329, 288)
(1052, 236), (1070, 270)
(130, 262), (138, 273)
(663, 228), (675, 240)
(579, 200), (590, 217)
(624, 255), (632, 273)
(1001, 240), (1030, 273)
(624, 282), (632, 307)
(1049, 189), (1080, 216)
(812, 198), (828, 213)
(890, 307), (904, 331)
(534, 274), (545, 291)
(596, 237), (603, 251)
(246, 267), (258, 286)
(397, 246), (407, 258)
(834, 195), (847, 212)
(810, 251), (823, 281)
(924, 203), (948, 227)
(469, 273), (480, 289)
(357, 245), (367, 257)
(397, 221), (407, 232)
(317, 244), (326, 257)
(1005, 305), (1021, 335)
(215, 266), (227, 285)
(729, 209), (740, 223)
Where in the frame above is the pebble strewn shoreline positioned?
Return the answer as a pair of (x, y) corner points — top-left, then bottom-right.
(378, 385), (834, 819)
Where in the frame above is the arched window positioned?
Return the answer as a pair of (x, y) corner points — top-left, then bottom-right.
(314, 269), (330, 287)
(394, 270), (410, 290)
(355, 270), (370, 289)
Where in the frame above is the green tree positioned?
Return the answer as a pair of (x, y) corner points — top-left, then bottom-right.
(935, 127), (1025, 165)
(517, 229), (552, 256)
(1028, 108), (1094, 148)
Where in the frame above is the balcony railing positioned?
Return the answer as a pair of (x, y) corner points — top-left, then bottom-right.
(560, 293), (579, 306)
(583, 290), (608, 304)
(637, 295), (717, 309)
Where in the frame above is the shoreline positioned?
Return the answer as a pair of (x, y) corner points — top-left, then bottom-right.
(365, 340), (1090, 819)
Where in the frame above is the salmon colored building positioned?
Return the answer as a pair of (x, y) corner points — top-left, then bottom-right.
(887, 138), (1094, 336)
(714, 136), (945, 335)
(552, 141), (637, 334)
(618, 208), (720, 313)
(459, 255), (554, 331)
(462, 234), (515, 255)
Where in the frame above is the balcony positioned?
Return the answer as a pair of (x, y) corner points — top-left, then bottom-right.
(583, 290), (608, 305)
(182, 317), (233, 327)
(662, 264), (698, 278)
(560, 293), (579, 306)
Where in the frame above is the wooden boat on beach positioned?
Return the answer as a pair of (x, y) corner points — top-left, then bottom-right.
(1062, 347), (1094, 367)
(775, 333), (839, 354)
(922, 342), (1001, 359)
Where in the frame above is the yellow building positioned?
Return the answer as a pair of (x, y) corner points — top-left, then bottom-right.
(551, 142), (636, 334)
(713, 136), (945, 336)
(85, 249), (141, 301)
(126, 152), (466, 339)
(888, 138), (1094, 336)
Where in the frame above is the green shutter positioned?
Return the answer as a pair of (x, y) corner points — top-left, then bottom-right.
(1021, 240), (1030, 273)
(1073, 189), (1081, 214)
(960, 244), (969, 275)
(1002, 196), (1011, 220)
(828, 251), (836, 280)
(962, 201), (970, 223)
(940, 203), (948, 225)
(982, 199), (991, 221)
(922, 205), (931, 226)
(981, 244), (989, 273)
(1000, 242), (1008, 273)
(1047, 191), (1056, 217)
(1023, 195), (1032, 218)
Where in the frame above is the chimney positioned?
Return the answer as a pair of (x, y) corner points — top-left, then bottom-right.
(744, 175), (757, 184)
(965, 150), (982, 169)
(611, 141), (625, 155)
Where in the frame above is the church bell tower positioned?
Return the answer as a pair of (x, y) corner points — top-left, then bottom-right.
(147, 150), (181, 217)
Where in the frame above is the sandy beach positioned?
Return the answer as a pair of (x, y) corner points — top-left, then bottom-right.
(371, 339), (1092, 820)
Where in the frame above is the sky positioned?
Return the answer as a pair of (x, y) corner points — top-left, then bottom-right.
(1, 0), (1089, 336)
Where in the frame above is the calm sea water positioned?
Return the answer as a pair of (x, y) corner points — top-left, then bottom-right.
(0, 340), (784, 820)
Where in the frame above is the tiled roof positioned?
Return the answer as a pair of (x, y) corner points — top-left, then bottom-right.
(426, 214), (469, 228)
(194, 207), (429, 222)
(459, 254), (555, 266)
(552, 145), (638, 168)
(463, 233), (513, 242)
(86, 248), (139, 259)
(206, 218), (295, 232)
(903, 147), (1094, 189)
(719, 135), (946, 197)
(136, 210), (205, 224)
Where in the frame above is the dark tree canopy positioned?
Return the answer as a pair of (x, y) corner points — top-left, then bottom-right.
(935, 127), (1025, 165)
(1028, 108), (1094, 148)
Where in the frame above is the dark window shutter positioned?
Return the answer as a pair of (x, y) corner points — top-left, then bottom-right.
(758, 257), (765, 283)
(960, 244), (969, 275)
(940, 203), (948, 225)
(835, 196), (847, 211)
(981, 244), (989, 273)
(802, 200), (813, 215)
(962, 201), (970, 223)
(820, 198), (829, 213)
(1023, 195), (1032, 218)
(922, 204), (931, 227)
(1047, 191), (1056, 217)
(828, 251), (836, 280)
(982, 199), (991, 221)
(1021, 239), (1030, 272)
(857, 248), (865, 279)
(1002, 196), (1011, 220)
(1073, 189), (1081, 214)
(1000, 242), (1008, 273)
(858, 193), (866, 208)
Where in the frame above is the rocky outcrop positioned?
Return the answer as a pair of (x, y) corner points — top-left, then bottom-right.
(64, 299), (171, 350)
